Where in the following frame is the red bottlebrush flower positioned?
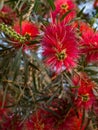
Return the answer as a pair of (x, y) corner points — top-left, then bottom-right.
(25, 99), (67, 130)
(0, 102), (8, 123)
(72, 72), (96, 109)
(79, 22), (98, 63)
(0, 5), (17, 25)
(14, 21), (39, 38)
(0, 99), (11, 124)
(13, 20), (39, 50)
(42, 21), (79, 73)
(58, 110), (85, 130)
(1, 5), (12, 12)
(94, 0), (98, 9)
(24, 98), (87, 130)
(1, 114), (23, 130)
(25, 110), (55, 130)
(25, 108), (85, 130)
(79, 22), (93, 33)
(51, 0), (76, 23)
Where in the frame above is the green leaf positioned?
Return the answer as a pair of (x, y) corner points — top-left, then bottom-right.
(1, 53), (12, 78)
(29, 62), (39, 71)
(77, 6), (85, 17)
(47, 0), (55, 10)
(84, 64), (98, 83)
(1, 85), (8, 108)
(32, 72), (38, 92)
(60, 10), (72, 21)
(36, 96), (50, 102)
(23, 55), (29, 84)
(47, 89), (59, 105)
(71, 86), (80, 88)
(12, 48), (22, 81)
(33, 0), (40, 12)
(81, 108), (85, 129)
(63, 72), (73, 86)
(44, 107), (61, 118)
(12, 48), (22, 70)
(28, 40), (39, 45)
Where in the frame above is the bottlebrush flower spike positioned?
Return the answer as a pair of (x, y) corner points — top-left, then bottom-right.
(94, 0), (98, 9)
(0, 102), (8, 123)
(73, 72), (96, 109)
(51, 0), (76, 22)
(25, 99), (67, 130)
(58, 110), (84, 130)
(25, 109), (55, 130)
(0, 5), (17, 25)
(1, 114), (23, 130)
(25, 108), (84, 130)
(79, 22), (98, 63)
(42, 21), (79, 73)
(13, 20), (39, 50)
(14, 21), (39, 38)
(1, 5), (12, 12)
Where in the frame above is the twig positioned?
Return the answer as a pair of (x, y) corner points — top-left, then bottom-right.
(23, 0), (34, 20)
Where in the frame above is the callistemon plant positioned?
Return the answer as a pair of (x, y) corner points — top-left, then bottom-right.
(42, 21), (79, 72)
(0, 0), (98, 130)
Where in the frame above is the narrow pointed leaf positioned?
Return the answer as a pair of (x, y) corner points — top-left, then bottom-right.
(47, 0), (55, 10)
(77, 6), (85, 17)
(60, 10), (72, 21)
